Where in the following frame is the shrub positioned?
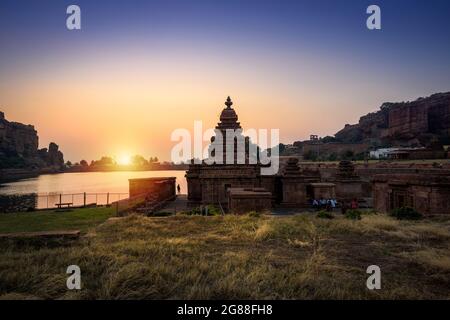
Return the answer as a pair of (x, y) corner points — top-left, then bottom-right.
(206, 205), (222, 216)
(179, 208), (200, 216)
(345, 209), (362, 220)
(248, 211), (261, 218)
(180, 205), (222, 216)
(317, 211), (334, 219)
(363, 209), (378, 215)
(390, 207), (423, 220)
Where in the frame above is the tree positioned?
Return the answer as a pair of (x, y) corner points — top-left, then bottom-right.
(321, 136), (338, 143)
(65, 161), (72, 167)
(327, 153), (338, 161)
(80, 160), (88, 167)
(90, 156), (115, 167)
(342, 150), (355, 160)
(303, 150), (318, 161)
(131, 155), (148, 167)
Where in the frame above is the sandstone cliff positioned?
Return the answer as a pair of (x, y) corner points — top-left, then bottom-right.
(0, 111), (64, 170)
(335, 92), (450, 148)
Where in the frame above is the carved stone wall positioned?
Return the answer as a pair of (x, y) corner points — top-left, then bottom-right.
(129, 177), (176, 201)
(228, 188), (272, 214)
(373, 174), (450, 215)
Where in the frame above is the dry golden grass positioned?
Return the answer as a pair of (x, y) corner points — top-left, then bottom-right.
(0, 212), (449, 300)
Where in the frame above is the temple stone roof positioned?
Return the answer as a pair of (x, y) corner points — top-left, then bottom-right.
(216, 96), (241, 130)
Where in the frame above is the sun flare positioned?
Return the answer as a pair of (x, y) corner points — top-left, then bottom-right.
(117, 154), (131, 166)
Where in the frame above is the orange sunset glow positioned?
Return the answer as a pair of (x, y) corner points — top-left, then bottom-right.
(1, 1), (449, 164)
(3, 42), (442, 163)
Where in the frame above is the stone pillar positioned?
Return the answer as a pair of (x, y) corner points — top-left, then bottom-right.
(334, 160), (363, 201)
(281, 158), (309, 207)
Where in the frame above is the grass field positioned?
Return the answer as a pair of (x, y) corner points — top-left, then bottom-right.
(0, 207), (114, 234)
(0, 211), (449, 300)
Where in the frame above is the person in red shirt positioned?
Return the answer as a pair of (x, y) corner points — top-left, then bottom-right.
(351, 198), (359, 209)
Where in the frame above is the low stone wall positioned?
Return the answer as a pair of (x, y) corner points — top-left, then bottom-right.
(228, 188), (272, 214)
(129, 177), (176, 201)
(373, 174), (450, 215)
(0, 194), (37, 213)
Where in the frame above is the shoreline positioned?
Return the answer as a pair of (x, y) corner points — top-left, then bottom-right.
(0, 167), (188, 185)
(0, 169), (48, 184)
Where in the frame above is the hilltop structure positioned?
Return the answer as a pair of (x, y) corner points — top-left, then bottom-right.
(284, 92), (450, 161)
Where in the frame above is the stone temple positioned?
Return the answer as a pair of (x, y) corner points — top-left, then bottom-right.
(128, 96), (450, 216)
(185, 97), (337, 213)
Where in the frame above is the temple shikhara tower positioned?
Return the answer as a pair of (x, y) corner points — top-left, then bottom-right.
(208, 96), (247, 165)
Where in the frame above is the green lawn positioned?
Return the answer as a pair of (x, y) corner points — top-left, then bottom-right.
(0, 207), (114, 234)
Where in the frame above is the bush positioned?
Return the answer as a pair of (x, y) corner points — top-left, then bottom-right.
(317, 211), (334, 219)
(345, 209), (362, 220)
(363, 209), (378, 215)
(180, 205), (222, 216)
(390, 207), (423, 220)
(206, 205), (222, 216)
(179, 208), (200, 216)
(248, 211), (261, 218)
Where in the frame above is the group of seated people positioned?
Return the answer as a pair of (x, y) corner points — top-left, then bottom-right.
(312, 198), (338, 211)
(311, 198), (359, 212)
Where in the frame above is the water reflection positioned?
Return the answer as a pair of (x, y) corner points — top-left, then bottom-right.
(0, 171), (187, 209)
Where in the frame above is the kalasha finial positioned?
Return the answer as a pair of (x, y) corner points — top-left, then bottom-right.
(225, 96), (233, 108)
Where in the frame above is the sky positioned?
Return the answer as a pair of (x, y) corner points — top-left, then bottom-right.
(1, 0), (450, 162)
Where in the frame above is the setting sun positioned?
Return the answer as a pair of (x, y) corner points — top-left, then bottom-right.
(117, 154), (131, 166)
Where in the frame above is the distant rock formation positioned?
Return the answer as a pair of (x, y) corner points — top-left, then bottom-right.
(0, 111), (64, 170)
(335, 92), (450, 148)
(37, 142), (65, 169)
(281, 92), (450, 160)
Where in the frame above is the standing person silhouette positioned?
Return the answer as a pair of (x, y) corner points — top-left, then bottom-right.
(177, 184), (181, 194)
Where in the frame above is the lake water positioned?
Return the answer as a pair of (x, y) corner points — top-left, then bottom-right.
(0, 170), (187, 209)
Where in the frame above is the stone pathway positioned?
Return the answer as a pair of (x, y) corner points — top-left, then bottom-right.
(155, 194), (188, 214)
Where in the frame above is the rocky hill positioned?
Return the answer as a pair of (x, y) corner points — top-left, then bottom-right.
(334, 92), (450, 148)
(0, 111), (64, 170)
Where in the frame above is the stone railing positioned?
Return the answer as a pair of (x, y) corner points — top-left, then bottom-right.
(0, 194), (37, 213)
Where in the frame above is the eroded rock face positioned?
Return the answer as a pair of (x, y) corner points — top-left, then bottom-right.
(0, 111), (38, 158)
(0, 111), (64, 170)
(37, 142), (64, 169)
(335, 92), (450, 147)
